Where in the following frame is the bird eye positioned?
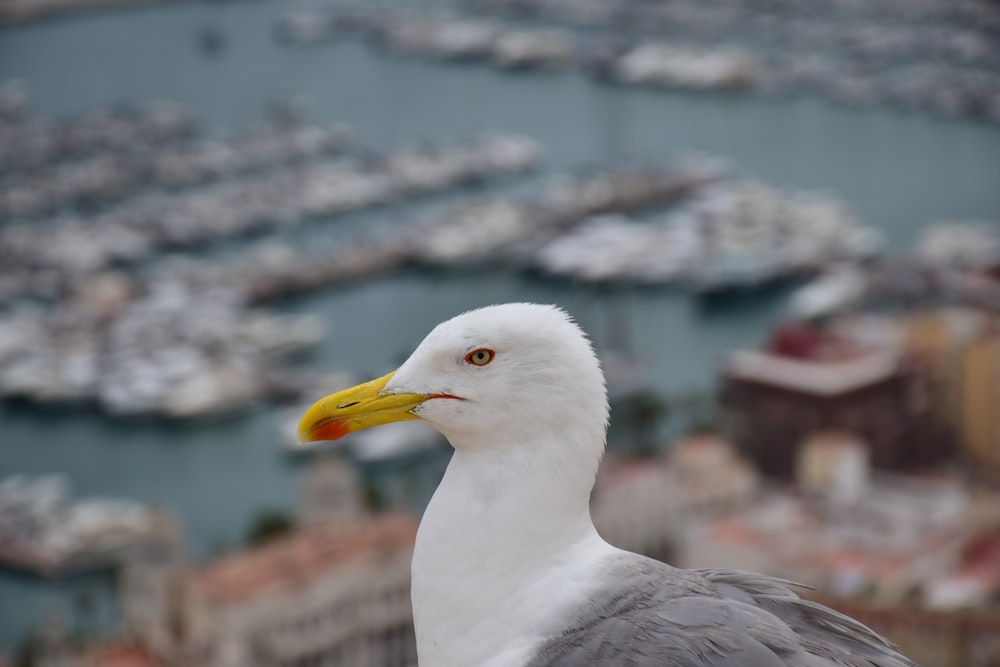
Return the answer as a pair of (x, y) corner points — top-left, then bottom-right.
(465, 348), (495, 366)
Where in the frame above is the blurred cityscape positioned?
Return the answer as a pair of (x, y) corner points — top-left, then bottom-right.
(1, 0), (999, 666)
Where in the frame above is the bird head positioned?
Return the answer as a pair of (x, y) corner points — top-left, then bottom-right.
(297, 303), (610, 455)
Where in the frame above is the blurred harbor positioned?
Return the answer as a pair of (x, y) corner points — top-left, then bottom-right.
(1, 0), (1000, 665)
(0, 475), (174, 577)
(275, 1), (1000, 124)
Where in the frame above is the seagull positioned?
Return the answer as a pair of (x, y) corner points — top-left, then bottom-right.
(298, 303), (917, 667)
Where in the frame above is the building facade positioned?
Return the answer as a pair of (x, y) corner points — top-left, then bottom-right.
(722, 322), (952, 479)
(905, 308), (1000, 479)
(112, 457), (420, 667)
(120, 514), (418, 667)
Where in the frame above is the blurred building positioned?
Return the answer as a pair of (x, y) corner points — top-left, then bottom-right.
(722, 320), (952, 479)
(797, 432), (870, 504)
(679, 473), (972, 603)
(664, 434), (760, 516)
(592, 434), (759, 562)
(906, 308), (1000, 478)
(959, 333), (1000, 475)
(298, 454), (365, 525)
(172, 514), (417, 667)
(591, 457), (681, 563)
(678, 448), (1000, 666)
(75, 641), (163, 667)
(68, 458), (419, 667)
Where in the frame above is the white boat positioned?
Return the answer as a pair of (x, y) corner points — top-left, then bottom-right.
(788, 265), (868, 319)
(917, 221), (1000, 269)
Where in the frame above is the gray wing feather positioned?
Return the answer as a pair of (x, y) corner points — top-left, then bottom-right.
(525, 555), (919, 667)
(698, 569), (917, 667)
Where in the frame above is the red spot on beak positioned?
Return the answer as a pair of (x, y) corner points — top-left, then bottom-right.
(309, 417), (352, 442)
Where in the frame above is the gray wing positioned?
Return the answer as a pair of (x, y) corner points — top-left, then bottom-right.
(525, 555), (919, 667)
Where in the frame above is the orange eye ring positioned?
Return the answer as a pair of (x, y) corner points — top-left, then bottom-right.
(465, 348), (495, 366)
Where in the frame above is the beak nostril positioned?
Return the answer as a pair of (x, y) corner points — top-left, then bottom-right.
(337, 401), (360, 410)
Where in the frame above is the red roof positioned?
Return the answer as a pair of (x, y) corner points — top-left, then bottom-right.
(767, 323), (863, 363)
(769, 323), (827, 359)
(192, 514), (418, 606)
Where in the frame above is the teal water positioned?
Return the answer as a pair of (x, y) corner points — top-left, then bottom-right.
(1, 0), (1000, 651)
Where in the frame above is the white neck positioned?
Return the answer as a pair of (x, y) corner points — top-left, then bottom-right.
(411, 437), (614, 667)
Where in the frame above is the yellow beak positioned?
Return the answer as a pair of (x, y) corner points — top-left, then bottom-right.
(296, 371), (427, 446)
